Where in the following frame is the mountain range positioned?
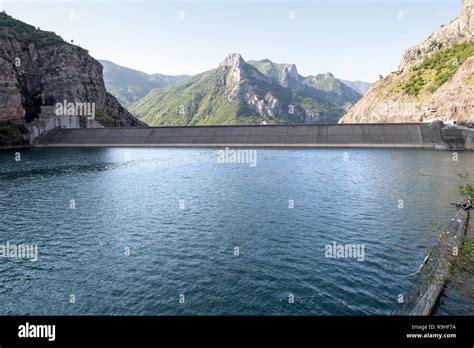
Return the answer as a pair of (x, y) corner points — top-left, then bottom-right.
(0, 10), (372, 143)
(105, 55), (370, 126)
(100, 60), (189, 107)
(247, 59), (366, 110)
(7, 0), (469, 140)
(338, 80), (372, 96)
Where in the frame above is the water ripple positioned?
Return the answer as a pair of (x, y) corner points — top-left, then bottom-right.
(0, 148), (472, 315)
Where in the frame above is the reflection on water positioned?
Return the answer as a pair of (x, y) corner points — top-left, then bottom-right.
(0, 148), (473, 315)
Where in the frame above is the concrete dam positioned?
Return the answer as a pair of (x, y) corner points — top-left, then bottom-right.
(35, 122), (474, 150)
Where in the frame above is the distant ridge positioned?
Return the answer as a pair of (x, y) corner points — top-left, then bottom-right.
(339, 80), (372, 96)
(100, 60), (189, 108)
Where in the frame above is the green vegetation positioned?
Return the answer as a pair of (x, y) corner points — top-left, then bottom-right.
(248, 59), (362, 109)
(247, 59), (298, 88)
(338, 79), (372, 96)
(414, 174), (474, 311)
(46, 68), (59, 76)
(448, 173), (473, 302)
(0, 11), (63, 48)
(0, 121), (28, 146)
(394, 42), (474, 97)
(459, 183), (474, 200)
(457, 173), (474, 200)
(301, 74), (362, 109)
(130, 61), (346, 126)
(79, 116), (87, 128)
(94, 110), (116, 127)
(131, 68), (250, 126)
(297, 94), (345, 123)
(422, 264), (435, 285)
(449, 235), (474, 299)
(247, 60), (275, 77)
(463, 239), (474, 259)
(468, 75), (474, 89)
(100, 60), (189, 107)
(131, 67), (255, 125)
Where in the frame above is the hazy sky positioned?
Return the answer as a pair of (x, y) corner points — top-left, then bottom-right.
(1, 0), (461, 82)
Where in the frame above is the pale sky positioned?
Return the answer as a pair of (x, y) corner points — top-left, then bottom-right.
(1, 0), (462, 82)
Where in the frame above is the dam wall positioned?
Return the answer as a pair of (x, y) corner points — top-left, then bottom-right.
(34, 122), (474, 150)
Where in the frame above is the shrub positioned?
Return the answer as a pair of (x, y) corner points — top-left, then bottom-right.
(394, 42), (474, 97)
(95, 110), (116, 127)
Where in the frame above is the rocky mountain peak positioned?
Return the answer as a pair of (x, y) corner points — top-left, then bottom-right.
(277, 63), (300, 88)
(283, 63), (298, 77)
(310, 72), (335, 82)
(460, 0), (474, 33)
(219, 53), (245, 68)
(399, 0), (474, 72)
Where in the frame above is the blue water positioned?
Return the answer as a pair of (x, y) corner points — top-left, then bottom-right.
(0, 148), (472, 315)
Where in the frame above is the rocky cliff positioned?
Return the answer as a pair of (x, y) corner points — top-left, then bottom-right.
(247, 58), (301, 89)
(340, 0), (474, 124)
(247, 60), (364, 110)
(400, 0), (473, 72)
(0, 12), (144, 127)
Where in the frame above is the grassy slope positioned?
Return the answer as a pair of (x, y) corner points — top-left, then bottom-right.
(101, 61), (159, 107)
(100, 60), (189, 107)
(131, 62), (345, 126)
(0, 12), (63, 47)
(392, 42), (474, 97)
(302, 75), (362, 108)
(130, 68), (253, 126)
(340, 80), (372, 95)
(247, 60), (291, 86)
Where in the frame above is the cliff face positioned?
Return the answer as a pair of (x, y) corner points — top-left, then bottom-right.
(399, 0), (474, 72)
(425, 57), (474, 123)
(340, 0), (474, 124)
(0, 13), (144, 127)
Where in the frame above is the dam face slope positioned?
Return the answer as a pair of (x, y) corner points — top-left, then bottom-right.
(35, 123), (474, 150)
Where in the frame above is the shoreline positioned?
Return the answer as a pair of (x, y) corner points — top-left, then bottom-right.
(0, 144), (31, 151)
(395, 209), (472, 315)
(32, 143), (448, 149)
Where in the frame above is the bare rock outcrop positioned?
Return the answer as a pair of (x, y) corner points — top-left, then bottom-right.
(0, 54), (24, 120)
(400, 0), (473, 72)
